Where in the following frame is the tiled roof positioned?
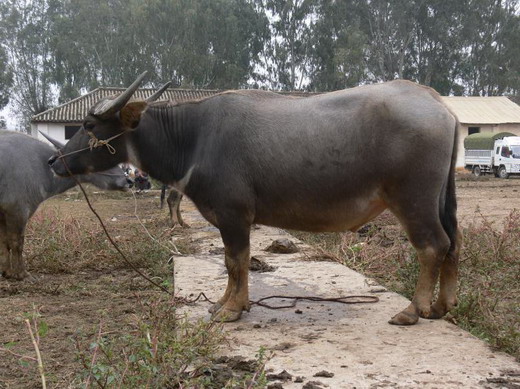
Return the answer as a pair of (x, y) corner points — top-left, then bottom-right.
(31, 88), (220, 123)
(32, 86), (520, 125)
(441, 96), (520, 125)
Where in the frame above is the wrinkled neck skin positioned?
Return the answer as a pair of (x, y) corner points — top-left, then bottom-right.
(126, 104), (199, 189)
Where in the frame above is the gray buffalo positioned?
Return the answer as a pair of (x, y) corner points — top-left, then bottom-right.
(0, 130), (130, 280)
(50, 73), (461, 325)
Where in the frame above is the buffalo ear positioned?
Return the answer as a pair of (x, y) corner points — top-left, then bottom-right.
(119, 101), (147, 130)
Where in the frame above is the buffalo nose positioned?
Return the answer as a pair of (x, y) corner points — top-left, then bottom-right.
(48, 155), (57, 166)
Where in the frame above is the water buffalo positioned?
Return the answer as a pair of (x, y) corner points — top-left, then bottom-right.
(49, 73), (461, 325)
(0, 130), (131, 280)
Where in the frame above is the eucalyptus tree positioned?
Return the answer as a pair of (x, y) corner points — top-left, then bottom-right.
(0, 45), (12, 110)
(0, 0), (54, 128)
(307, 0), (367, 91)
(134, 0), (269, 89)
(259, 0), (318, 90)
(461, 0), (520, 95)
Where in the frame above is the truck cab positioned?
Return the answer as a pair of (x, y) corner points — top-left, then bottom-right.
(493, 137), (520, 178)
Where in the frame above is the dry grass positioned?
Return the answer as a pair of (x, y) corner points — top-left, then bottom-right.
(2, 190), (269, 388)
(293, 210), (520, 361)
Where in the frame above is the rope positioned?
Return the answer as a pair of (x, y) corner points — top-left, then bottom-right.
(183, 292), (379, 309)
(87, 131), (119, 154)
(56, 131), (125, 159)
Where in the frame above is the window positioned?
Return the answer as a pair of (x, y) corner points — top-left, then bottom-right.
(496, 147), (500, 154)
(65, 125), (81, 140)
(501, 146), (511, 158)
(468, 127), (480, 135)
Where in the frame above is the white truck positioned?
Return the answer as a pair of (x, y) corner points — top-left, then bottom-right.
(464, 132), (520, 178)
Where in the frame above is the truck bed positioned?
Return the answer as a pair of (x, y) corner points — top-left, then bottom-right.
(465, 149), (493, 167)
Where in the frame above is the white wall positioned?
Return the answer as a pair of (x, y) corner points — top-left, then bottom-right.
(31, 122), (67, 145)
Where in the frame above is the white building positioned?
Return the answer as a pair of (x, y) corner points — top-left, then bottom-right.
(441, 96), (520, 167)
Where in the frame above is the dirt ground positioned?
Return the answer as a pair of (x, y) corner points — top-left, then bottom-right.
(1, 176), (520, 388)
(456, 176), (520, 225)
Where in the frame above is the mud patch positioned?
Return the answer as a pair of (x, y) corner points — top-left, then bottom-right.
(265, 238), (299, 254)
(250, 256), (276, 272)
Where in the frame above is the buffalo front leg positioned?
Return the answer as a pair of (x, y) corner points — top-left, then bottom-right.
(209, 220), (251, 322)
(2, 215), (28, 280)
(0, 212), (9, 276)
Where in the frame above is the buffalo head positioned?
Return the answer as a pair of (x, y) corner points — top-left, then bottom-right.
(49, 72), (160, 176)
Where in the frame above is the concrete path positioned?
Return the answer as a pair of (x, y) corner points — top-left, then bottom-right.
(173, 209), (520, 389)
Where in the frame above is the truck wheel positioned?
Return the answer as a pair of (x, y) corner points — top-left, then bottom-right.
(498, 166), (509, 179)
(472, 166), (482, 177)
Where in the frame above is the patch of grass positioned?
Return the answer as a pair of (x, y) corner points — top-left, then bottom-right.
(72, 296), (226, 388)
(454, 211), (520, 359)
(71, 295), (268, 388)
(294, 210), (520, 360)
(24, 207), (112, 274)
(3, 298), (268, 388)
(24, 206), (175, 275)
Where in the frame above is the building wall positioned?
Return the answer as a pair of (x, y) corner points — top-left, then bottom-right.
(31, 122), (68, 145)
(456, 123), (520, 167)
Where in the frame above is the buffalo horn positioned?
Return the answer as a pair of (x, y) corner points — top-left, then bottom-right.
(39, 131), (65, 149)
(146, 81), (172, 102)
(93, 71), (148, 118)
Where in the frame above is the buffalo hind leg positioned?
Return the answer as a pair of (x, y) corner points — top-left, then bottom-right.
(167, 190), (186, 227)
(429, 227), (461, 318)
(389, 214), (450, 325)
(209, 219), (251, 322)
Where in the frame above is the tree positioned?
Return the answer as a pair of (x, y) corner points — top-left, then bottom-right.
(260, 0), (317, 90)
(307, 0), (367, 91)
(134, 0), (268, 89)
(0, 0), (54, 129)
(0, 45), (12, 110)
(460, 0), (520, 95)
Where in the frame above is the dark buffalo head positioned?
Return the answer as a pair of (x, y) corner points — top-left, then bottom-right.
(40, 131), (132, 191)
(49, 72), (151, 176)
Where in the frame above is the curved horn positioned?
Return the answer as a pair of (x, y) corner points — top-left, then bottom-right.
(93, 71), (148, 118)
(39, 131), (65, 149)
(146, 81), (172, 102)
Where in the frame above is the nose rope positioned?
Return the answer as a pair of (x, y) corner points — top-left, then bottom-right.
(55, 131), (125, 159)
(87, 131), (118, 154)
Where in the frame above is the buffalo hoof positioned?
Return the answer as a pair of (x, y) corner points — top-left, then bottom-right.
(424, 300), (454, 319)
(388, 310), (419, 325)
(208, 302), (223, 314)
(1, 269), (31, 281)
(211, 307), (242, 322)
